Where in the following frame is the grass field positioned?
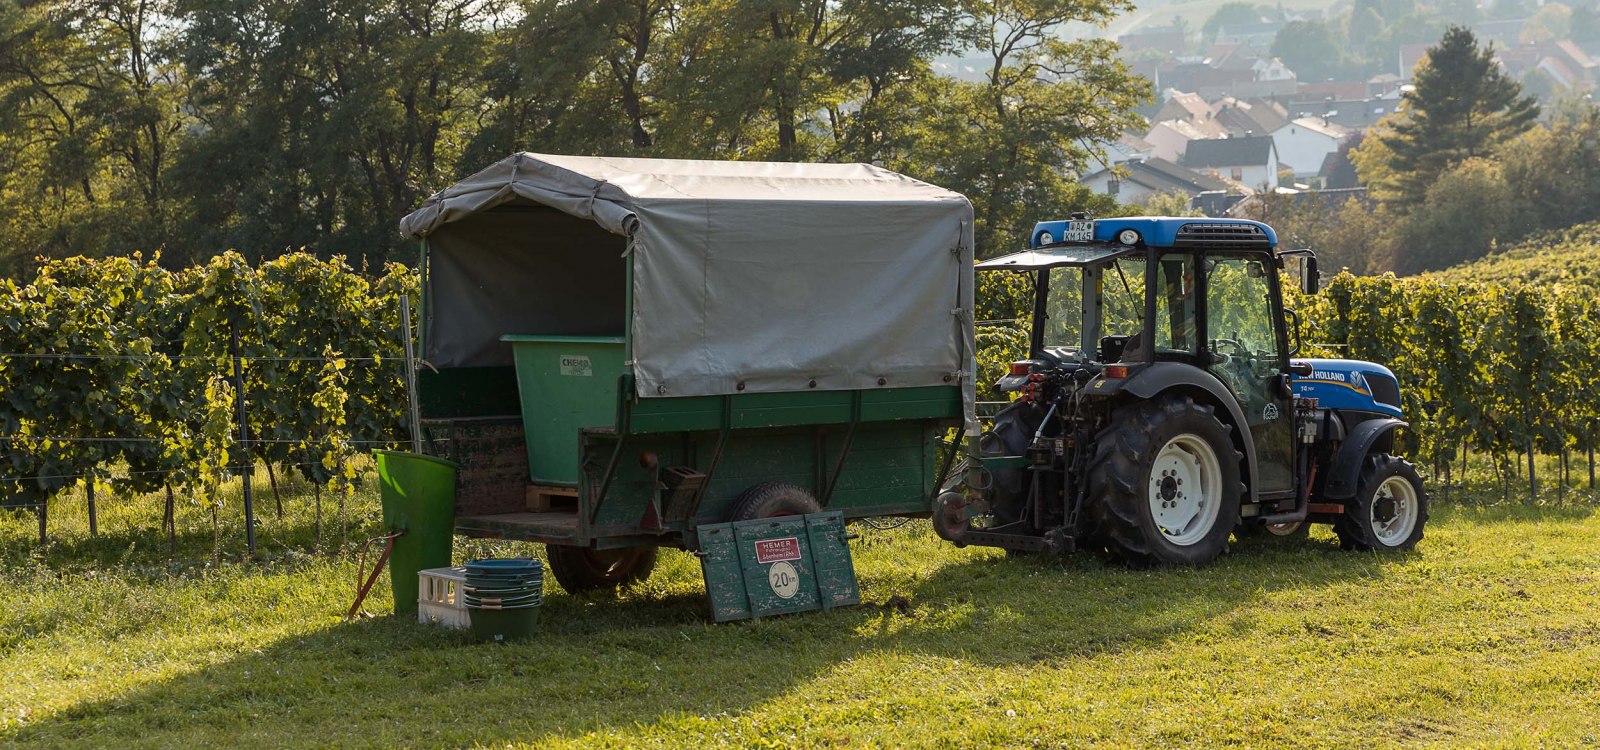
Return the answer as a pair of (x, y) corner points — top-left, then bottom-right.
(3, 471), (1599, 749)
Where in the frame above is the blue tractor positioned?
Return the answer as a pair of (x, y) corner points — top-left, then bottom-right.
(934, 215), (1427, 565)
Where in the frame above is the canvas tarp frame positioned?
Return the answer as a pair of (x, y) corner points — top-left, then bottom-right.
(400, 153), (977, 425)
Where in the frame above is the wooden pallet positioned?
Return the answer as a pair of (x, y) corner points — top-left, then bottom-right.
(525, 484), (579, 512)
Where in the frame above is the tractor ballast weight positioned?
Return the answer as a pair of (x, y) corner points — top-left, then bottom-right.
(948, 215), (1428, 565)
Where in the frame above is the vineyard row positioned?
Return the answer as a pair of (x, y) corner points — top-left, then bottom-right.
(3, 258), (1593, 533)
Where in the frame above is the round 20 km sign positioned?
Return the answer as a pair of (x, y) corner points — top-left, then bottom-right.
(767, 561), (800, 599)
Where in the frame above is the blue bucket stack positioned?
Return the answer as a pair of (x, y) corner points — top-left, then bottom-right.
(463, 558), (544, 642)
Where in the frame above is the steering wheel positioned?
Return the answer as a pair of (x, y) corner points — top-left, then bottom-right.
(1213, 338), (1252, 360)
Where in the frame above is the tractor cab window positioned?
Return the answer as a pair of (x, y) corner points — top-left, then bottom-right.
(1205, 257), (1281, 361)
(1041, 257), (1146, 357)
(1205, 253), (1292, 492)
(1151, 253), (1197, 354)
(1041, 268), (1083, 350)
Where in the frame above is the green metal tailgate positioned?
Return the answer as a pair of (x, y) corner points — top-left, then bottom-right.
(696, 510), (860, 622)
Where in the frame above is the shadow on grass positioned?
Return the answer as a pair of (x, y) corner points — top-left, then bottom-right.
(4, 535), (1389, 748)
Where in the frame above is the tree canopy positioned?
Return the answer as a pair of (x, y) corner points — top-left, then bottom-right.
(0, 0), (1150, 274)
(1361, 26), (1538, 211)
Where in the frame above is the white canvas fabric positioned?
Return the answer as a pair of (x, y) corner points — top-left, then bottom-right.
(400, 153), (976, 423)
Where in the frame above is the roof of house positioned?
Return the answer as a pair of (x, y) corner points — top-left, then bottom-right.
(1156, 90), (1214, 121)
(1205, 43), (1257, 70)
(1554, 40), (1597, 70)
(1182, 136), (1276, 168)
(1280, 116), (1352, 139)
(1150, 118), (1229, 142)
(1214, 97), (1290, 136)
(1085, 157), (1235, 194)
(1119, 132), (1156, 153)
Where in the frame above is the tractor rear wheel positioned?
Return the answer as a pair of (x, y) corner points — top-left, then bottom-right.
(1086, 396), (1244, 566)
(1333, 454), (1427, 551)
(546, 544), (658, 594)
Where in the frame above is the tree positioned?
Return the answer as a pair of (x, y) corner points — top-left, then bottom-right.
(172, 0), (503, 267)
(1498, 103), (1600, 235)
(1377, 157), (1521, 274)
(1202, 2), (1262, 44)
(1346, 2), (1388, 58)
(1323, 132), (1363, 190)
(1138, 191), (1202, 216)
(0, 0), (1149, 272)
(1520, 2), (1573, 44)
(1271, 20), (1344, 81)
(893, 0), (1149, 257)
(1364, 26), (1538, 211)
(0, 0), (188, 274)
(1573, 5), (1600, 44)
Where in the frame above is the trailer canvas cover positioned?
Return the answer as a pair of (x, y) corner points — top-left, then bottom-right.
(400, 153), (976, 415)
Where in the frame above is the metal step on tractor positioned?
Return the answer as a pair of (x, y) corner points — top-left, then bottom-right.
(934, 215), (1427, 565)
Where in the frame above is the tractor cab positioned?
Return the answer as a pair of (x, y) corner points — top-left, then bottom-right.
(982, 216), (1304, 495)
(938, 215), (1424, 566)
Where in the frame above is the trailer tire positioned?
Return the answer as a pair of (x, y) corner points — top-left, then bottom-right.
(1085, 395), (1244, 567)
(728, 482), (823, 520)
(546, 544), (658, 594)
(1333, 454), (1426, 551)
(1235, 519), (1310, 542)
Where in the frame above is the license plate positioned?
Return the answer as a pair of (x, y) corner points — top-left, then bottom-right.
(1061, 220), (1094, 242)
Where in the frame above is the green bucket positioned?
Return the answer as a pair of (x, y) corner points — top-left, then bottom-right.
(374, 450), (459, 617)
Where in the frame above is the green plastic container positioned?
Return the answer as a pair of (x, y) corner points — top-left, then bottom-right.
(374, 450), (460, 617)
(500, 335), (626, 485)
(468, 604), (541, 642)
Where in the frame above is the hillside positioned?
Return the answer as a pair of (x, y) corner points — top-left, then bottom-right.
(1424, 223), (1600, 286)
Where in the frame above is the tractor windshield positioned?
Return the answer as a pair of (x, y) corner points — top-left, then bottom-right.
(1040, 252), (1197, 363)
(1041, 257), (1146, 351)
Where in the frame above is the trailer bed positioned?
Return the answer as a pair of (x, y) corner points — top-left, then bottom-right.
(455, 511), (580, 543)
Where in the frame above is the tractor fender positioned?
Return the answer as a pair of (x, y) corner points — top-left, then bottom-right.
(1120, 363), (1260, 507)
(1321, 417), (1409, 500)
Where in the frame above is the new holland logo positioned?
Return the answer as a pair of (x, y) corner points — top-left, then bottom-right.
(1262, 403), (1280, 421)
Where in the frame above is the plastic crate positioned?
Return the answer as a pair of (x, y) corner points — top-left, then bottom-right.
(418, 566), (470, 629)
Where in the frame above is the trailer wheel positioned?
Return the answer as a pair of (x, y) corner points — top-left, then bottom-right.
(1235, 519), (1310, 541)
(546, 544), (658, 594)
(728, 482), (823, 521)
(1085, 396), (1244, 566)
(1333, 454), (1427, 551)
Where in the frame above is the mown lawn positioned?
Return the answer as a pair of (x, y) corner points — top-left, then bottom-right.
(2, 474), (1598, 749)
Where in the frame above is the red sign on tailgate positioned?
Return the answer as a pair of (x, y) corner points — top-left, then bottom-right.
(754, 537), (802, 564)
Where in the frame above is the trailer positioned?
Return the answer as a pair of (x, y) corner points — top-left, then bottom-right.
(397, 153), (976, 598)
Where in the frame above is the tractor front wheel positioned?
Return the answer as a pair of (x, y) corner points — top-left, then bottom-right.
(1086, 396), (1244, 566)
(546, 544), (658, 594)
(1333, 454), (1427, 551)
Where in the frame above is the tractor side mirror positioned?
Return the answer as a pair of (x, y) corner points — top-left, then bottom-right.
(1300, 255), (1320, 295)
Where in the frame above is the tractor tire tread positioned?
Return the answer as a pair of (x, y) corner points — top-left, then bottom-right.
(1084, 395), (1244, 567)
(1332, 454), (1428, 551)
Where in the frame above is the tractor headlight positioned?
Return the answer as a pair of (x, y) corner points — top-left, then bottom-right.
(1117, 229), (1141, 246)
(1037, 231), (1054, 246)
